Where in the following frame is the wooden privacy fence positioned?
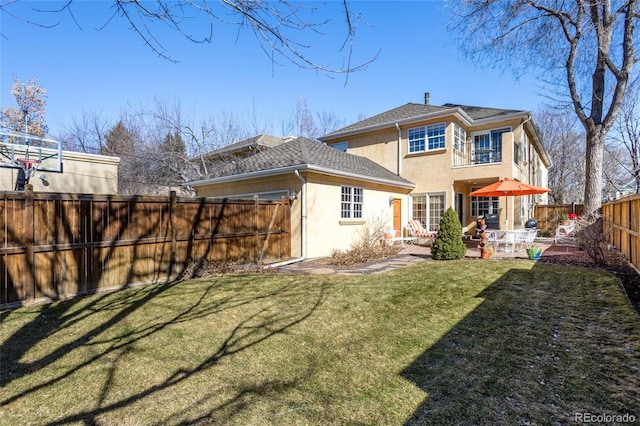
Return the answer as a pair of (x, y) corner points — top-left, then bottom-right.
(533, 203), (584, 236)
(0, 187), (291, 308)
(602, 194), (640, 273)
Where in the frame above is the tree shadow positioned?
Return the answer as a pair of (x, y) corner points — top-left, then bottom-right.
(1, 275), (326, 424)
(400, 264), (640, 425)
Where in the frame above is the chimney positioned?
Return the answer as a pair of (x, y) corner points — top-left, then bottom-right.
(424, 92), (430, 105)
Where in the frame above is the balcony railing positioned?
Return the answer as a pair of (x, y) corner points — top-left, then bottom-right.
(452, 142), (502, 167)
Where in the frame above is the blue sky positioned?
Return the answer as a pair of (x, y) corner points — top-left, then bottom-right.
(1, 1), (545, 137)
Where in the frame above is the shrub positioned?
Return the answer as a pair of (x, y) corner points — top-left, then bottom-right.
(576, 216), (610, 266)
(328, 217), (401, 266)
(431, 207), (467, 260)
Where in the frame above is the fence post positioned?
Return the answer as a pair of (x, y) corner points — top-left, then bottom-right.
(170, 191), (177, 276)
(24, 184), (35, 303)
(254, 195), (259, 264)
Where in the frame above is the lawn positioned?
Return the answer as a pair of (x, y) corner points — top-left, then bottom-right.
(1, 260), (639, 425)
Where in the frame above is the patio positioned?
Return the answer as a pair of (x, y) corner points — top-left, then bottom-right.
(401, 237), (579, 260)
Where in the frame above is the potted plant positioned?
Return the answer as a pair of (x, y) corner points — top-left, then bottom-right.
(560, 213), (570, 226)
(526, 246), (542, 260)
(479, 242), (494, 259)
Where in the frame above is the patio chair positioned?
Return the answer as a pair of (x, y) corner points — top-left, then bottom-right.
(495, 230), (517, 252)
(518, 228), (537, 249)
(381, 228), (416, 246)
(407, 220), (438, 246)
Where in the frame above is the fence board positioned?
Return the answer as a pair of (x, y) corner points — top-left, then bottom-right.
(0, 188), (291, 308)
(602, 194), (640, 274)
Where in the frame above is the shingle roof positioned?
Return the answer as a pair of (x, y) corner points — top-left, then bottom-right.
(202, 134), (288, 158)
(321, 103), (526, 139)
(202, 137), (413, 187)
(442, 103), (525, 120)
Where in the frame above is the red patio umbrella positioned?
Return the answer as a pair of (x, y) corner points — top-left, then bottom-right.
(468, 178), (550, 229)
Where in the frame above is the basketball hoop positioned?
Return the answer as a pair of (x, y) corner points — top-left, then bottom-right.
(16, 158), (41, 179)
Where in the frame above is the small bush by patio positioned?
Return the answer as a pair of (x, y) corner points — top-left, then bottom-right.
(431, 207), (467, 260)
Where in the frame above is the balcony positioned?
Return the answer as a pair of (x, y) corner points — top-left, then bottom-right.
(452, 143), (502, 167)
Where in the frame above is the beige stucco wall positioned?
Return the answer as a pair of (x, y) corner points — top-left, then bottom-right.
(191, 171), (412, 260)
(0, 150), (120, 194)
(325, 114), (550, 230)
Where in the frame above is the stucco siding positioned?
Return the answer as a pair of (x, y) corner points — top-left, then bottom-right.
(0, 150), (120, 194)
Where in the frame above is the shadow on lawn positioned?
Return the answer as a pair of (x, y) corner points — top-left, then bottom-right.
(1, 277), (326, 425)
(401, 263), (640, 425)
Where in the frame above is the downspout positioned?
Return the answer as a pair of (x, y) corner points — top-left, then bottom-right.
(263, 169), (306, 268)
(395, 122), (402, 176)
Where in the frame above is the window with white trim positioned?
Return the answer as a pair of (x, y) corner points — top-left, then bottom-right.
(454, 123), (466, 152)
(341, 186), (363, 219)
(471, 127), (510, 164)
(411, 193), (445, 231)
(408, 122), (446, 153)
(471, 188), (499, 217)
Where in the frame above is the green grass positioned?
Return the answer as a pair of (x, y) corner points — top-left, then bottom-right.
(1, 260), (639, 425)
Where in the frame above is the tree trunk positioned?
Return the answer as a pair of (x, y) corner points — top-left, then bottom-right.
(584, 129), (605, 217)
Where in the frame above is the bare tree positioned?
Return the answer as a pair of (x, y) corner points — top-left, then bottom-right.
(606, 80), (640, 195)
(281, 97), (317, 139)
(449, 0), (640, 218)
(536, 107), (586, 204)
(58, 110), (110, 154)
(316, 109), (346, 138)
(1, 0), (377, 76)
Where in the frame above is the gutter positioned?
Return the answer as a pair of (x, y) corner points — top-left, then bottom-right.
(187, 164), (414, 189)
(395, 122), (402, 176)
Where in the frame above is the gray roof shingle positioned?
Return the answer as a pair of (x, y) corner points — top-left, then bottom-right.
(321, 103), (526, 139)
(205, 137), (413, 186)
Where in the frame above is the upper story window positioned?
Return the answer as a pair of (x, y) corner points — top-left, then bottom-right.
(341, 185), (363, 219)
(331, 142), (348, 152)
(454, 124), (466, 152)
(471, 127), (510, 164)
(408, 122), (446, 153)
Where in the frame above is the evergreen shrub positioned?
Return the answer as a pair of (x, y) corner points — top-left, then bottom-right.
(431, 207), (467, 260)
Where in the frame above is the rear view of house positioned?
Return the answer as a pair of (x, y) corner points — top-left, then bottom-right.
(319, 95), (552, 236)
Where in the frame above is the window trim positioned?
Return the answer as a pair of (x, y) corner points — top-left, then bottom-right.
(410, 192), (446, 231)
(340, 185), (364, 220)
(453, 123), (466, 153)
(408, 122), (446, 153)
(470, 126), (511, 164)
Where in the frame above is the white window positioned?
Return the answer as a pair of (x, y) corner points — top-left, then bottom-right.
(331, 142), (348, 152)
(471, 188), (499, 217)
(411, 193), (445, 231)
(341, 186), (363, 219)
(454, 123), (466, 152)
(471, 127), (510, 164)
(408, 122), (446, 153)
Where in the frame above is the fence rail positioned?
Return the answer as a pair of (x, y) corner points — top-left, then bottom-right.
(602, 194), (640, 273)
(1, 186), (291, 308)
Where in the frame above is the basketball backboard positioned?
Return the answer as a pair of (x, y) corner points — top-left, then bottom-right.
(0, 129), (63, 173)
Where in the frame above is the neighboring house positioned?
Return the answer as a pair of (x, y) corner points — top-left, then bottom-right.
(0, 130), (120, 194)
(319, 96), (552, 236)
(187, 137), (414, 259)
(195, 134), (292, 174)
